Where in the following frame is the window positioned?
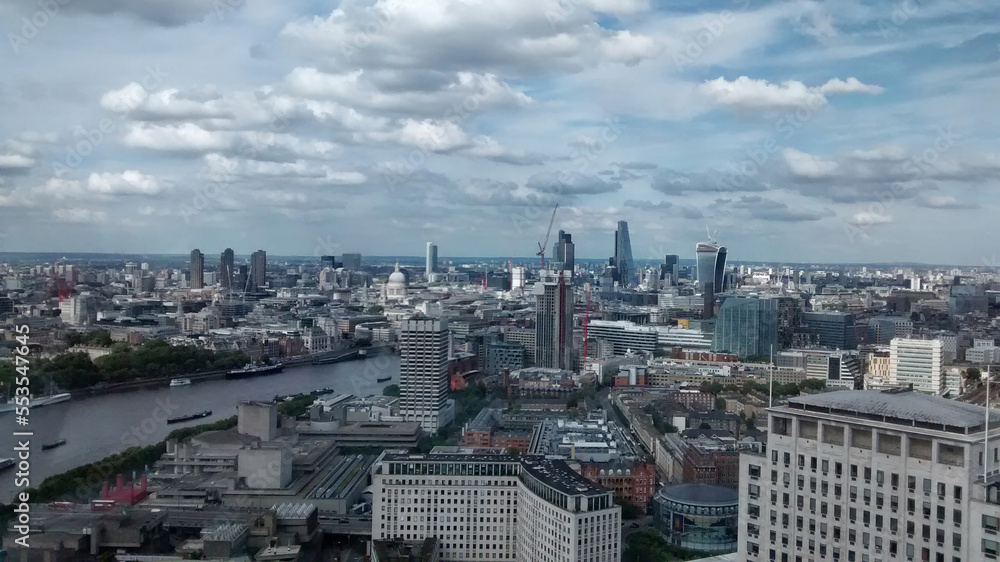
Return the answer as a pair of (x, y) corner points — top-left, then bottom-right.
(984, 514), (1000, 534)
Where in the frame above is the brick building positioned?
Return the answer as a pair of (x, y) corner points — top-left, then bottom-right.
(577, 460), (658, 511)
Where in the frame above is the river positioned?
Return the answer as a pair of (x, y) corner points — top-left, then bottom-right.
(0, 353), (399, 503)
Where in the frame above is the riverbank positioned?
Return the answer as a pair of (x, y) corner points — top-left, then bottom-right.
(68, 344), (394, 399)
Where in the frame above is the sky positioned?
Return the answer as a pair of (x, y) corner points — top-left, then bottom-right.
(0, 0), (998, 265)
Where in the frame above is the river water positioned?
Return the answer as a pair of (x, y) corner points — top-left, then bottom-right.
(0, 354), (399, 503)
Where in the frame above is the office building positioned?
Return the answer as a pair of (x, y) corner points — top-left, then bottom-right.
(399, 318), (454, 433)
(534, 272), (574, 370)
(517, 457), (622, 562)
(889, 338), (945, 395)
(612, 221), (634, 288)
(586, 320), (658, 356)
(553, 230), (575, 272)
(426, 242), (438, 277)
(342, 253), (363, 270)
(190, 249), (204, 289)
(696, 242), (727, 294)
(370, 450), (521, 561)
(802, 311), (857, 350)
(250, 249), (266, 289)
(220, 248), (234, 290)
(654, 484), (738, 554)
(504, 327), (536, 366)
(661, 254), (679, 287)
(738, 389), (1000, 561)
(948, 284), (988, 316)
(711, 296), (779, 359)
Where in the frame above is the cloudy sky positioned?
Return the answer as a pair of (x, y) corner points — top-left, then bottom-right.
(1, 0), (998, 264)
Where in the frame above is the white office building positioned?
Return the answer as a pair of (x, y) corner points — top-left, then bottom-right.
(738, 389), (1000, 562)
(371, 450), (521, 561)
(399, 318), (454, 433)
(517, 457), (622, 562)
(889, 338), (945, 395)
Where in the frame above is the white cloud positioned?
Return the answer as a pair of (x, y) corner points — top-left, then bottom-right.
(818, 77), (885, 95)
(782, 148), (839, 179)
(0, 154), (35, 170)
(87, 171), (163, 195)
(699, 75), (882, 110)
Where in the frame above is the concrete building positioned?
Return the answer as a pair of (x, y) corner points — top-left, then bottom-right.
(586, 320), (658, 356)
(370, 450), (521, 561)
(535, 272), (574, 370)
(59, 293), (98, 326)
(426, 242), (438, 277)
(484, 341), (525, 375)
(239, 401), (278, 441)
(250, 249), (267, 289)
(517, 457), (622, 562)
(801, 311), (857, 350)
(399, 318), (455, 433)
(738, 389), (1000, 561)
(220, 248), (235, 290)
(504, 327), (536, 366)
(190, 248), (205, 289)
(890, 338), (945, 395)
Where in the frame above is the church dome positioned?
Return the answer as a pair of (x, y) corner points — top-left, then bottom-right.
(387, 262), (407, 286)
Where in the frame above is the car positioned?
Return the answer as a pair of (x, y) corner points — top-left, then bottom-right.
(339, 518), (350, 524)
(360, 516), (371, 521)
(630, 523), (640, 528)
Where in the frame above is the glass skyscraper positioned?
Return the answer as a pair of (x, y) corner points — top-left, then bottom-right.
(614, 220), (634, 288)
(711, 296), (779, 358)
(696, 242), (727, 294)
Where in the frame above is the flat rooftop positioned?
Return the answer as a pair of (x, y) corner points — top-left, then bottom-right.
(785, 389), (1000, 435)
(519, 457), (609, 497)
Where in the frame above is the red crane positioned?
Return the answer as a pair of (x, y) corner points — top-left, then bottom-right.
(536, 203), (559, 269)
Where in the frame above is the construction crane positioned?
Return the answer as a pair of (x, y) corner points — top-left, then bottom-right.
(536, 203), (559, 269)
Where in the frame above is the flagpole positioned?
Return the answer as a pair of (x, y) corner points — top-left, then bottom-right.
(987, 365), (992, 483)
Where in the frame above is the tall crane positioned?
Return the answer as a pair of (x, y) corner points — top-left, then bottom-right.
(536, 203), (559, 269)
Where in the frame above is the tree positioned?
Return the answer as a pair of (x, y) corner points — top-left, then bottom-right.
(616, 499), (642, 520)
(967, 367), (982, 383)
(383, 384), (400, 397)
(699, 422), (712, 430)
(714, 397), (727, 411)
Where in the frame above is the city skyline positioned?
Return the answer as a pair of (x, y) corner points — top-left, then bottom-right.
(1, 1), (998, 264)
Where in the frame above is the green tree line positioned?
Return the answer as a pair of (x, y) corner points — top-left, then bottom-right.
(0, 339), (249, 392)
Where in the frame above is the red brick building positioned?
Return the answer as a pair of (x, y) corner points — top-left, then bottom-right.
(578, 460), (657, 511)
(681, 445), (741, 488)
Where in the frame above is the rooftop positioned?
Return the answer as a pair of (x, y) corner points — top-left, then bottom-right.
(519, 457), (610, 497)
(785, 389), (1000, 435)
(658, 483), (738, 505)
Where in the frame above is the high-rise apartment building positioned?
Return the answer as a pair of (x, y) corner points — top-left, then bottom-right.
(889, 337), (945, 395)
(517, 457), (622, 562)
(189, 249), (204, 289)
(739, 389), (1000, 561)
(219, 248), (234, 290)
(613, 221), (633, 288)
(249, 249), (266, 290)
(400, 318), (454, 433)
(426, 242), (438, 277)
(534, 272), (573, 370)
(711, 296), (779, 359)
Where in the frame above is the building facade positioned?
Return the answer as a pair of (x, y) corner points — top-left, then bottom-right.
(889, 337), (944, 394)
(517, 457), (622, 562)
(738, 389), (1000, 561)
(190, 249), (204, 289)
(371, 451), (521, 561)
(535, 273), (574, 370)
(711, 296), (779, 359)
(654, 483), (738, 554)
(250, 249), (266, 289)
(400, 318), (455, 433)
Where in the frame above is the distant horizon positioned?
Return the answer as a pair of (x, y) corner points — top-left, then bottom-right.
(0, 250), (991, 270)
